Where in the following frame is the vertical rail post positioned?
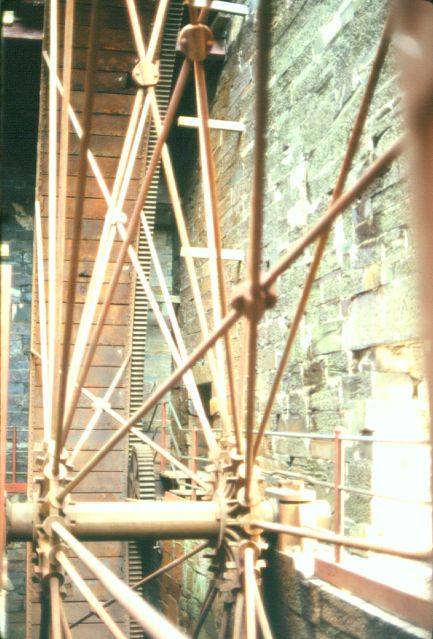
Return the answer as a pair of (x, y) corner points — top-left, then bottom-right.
(334, 428), (344, 562)
(11, 426), (16, 484)
(160, 401), (167, 474)
(0, 264), (11, 585)
(191, 426), (198, 501)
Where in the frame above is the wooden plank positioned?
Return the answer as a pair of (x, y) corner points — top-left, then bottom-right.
(34, 280), (132, 305)
(70, 90), (135, 115)
(191, 0), (249, 15)
(33, 322), (130, 346)
(60, 48), (137, 72)
(40, 154), (138, 178)
(180, 245), (245, 260)
(40, 196), (142, 218)
(178, 115), (245, 132)
(69, 26), (136, 51)
(71, 69), (130, 93)
(41, 132), (143, 158)
(40, 176), (140, 199)
(65, 411), (122, 432)
(70, 471), (124, 493)
(33, 387), (125, 409)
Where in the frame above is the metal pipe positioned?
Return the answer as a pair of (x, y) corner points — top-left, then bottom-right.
(49, 576), (62, 639)
(251, 520), (433, 560)
(256, 430), (429, 444)
(51, 522), (187, 639)
(253, 581), (273, 639)
(244, 0), (272, 505)
(334, 429), (344, 562)
(244, 546), (257, 639)
(66, 501), (221, 540)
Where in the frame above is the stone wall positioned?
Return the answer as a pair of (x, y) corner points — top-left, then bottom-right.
(1, 175), (34, 639)
(174, 0), (431, 636)
(178, 0), (430, 544)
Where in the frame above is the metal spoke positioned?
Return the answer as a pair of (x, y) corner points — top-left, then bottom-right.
(53, 0), (102, 475)
(34, 202), (50, 441)
(64, 89), (148, 414)
(61, 58), (192, 444)
(251, 520), (433, 560)
(262, 137), (403, 290)
(193, 59), (232, 437)
(70, 541), (209, 628)
(232, 592), (244, 639)
(148, 90), (228, 438)
(70, 353), (131, 464)
(79, 386), (210, 491)
(252, 17), (391, 460)
(52, 0), (75, 447)
(56, 306), (238, 500)
(253, 581), (273, 639)
(244, 0), (272, 505)
(116, 221), (218, 452)
(243, 547), (256, 639)
(47, 0), (58, 422)
(60, 602), (74, 639)
(192, 578), (218, 638)
(57, 551), (127, 639)
(49, 576), (62, 639)
(53, 523), (187, 639)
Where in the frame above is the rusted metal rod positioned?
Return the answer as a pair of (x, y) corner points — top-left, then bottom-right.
(116, 219), (217, 452)
(244, 0), (272, 505)
(194, 59), (237, 443)
(57, 307), (239, 500)
(49, 575), (62, 639)
(192, 579), (219, 638)
(253, 18), (391, 459)
(52, 0), (75, 448)
(61, 59), (192, 444)
(60, 602), (73, 639)
(0, 264), (11, 578)
(34, 202), (50, 441)
(53, 0), (102, 475)
(80, 386), (210, 491)
(57, 551), (127, 639)
(263, 136), (404, 290)
(70, 353), (131, 464)
(251, 520), (433, 560)
(244, 546), (257, 639)
(254, 581), (273, 639)
(52, 522), (187, 639)
(47, 0), (58, 422)
(334, 428), (344, 562)
(148, 90), (226, 437)
(71, 541), (209, 628)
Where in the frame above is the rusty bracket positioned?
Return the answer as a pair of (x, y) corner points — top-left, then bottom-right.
(178, 23), (214, 61)
(131, 59), (160, 87)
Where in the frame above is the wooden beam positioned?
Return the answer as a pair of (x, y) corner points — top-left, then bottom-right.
(178, 115), (245, 132)
(190, 0), (248, 16)
(180, 246), (244, 261)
